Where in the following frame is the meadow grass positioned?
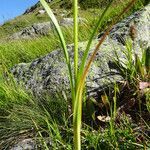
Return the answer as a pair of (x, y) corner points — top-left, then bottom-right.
(0, 24), (93, 69)
(0, 2), (136, 69)
(0, 0), (143, 39)
(0, 79), (149, 149)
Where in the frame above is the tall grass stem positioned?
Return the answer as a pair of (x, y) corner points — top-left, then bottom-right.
(73, 0), (79, 88)
(40, 0), (75, 103)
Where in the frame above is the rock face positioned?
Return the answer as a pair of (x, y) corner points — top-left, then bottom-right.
(10, 139), (36, 150)
(23, 2), (40, 14)
(105, 5), (150, 47)
(9, 18), (85, 40)
(10, 138), (52, 150)
(11, 4), (150, 97)
(10, 22), (53, 40)
(24, 1), (52, 15)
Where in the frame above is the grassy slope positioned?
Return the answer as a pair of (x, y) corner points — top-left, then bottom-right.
(0, 0), (144, 39)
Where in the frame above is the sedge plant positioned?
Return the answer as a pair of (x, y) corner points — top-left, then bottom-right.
(40, 0), (136, 149)
(114, 40), (150, 113)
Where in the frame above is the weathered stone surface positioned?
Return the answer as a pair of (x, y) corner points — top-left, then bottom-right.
(23, 2), (40, 14)
(23, 1), (52, 15)
(10, 139), (36, 150)
(60, 17), (86, 26)
(38, 9), (46, 14)
(9, 22), (53, 40)
(11, 4), (150, 97)
(10, 138), (52, 150)
(9, 18), (85, 40)
(106, 4), (150, 47)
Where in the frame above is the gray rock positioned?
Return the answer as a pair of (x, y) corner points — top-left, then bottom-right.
(46, 0), (53, 2)
(59, 17), (86, 26)
(10, 137), (52, 150)
(59, 18), (74, 26)
(99, 4), (150, 48)
(10, 22), (53, 40)
(10, 139), (36, 150)
(11, 4), (150, 97)
(11, 40), (124, 97)
(9, 18), (86, 40)
(23, 2), (40, 15)
(38, 9), (46, 14)
(24, 0), (52, 15)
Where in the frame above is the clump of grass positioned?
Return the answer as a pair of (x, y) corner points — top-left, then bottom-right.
(115, 42), (149, 84)
(40, 0), (137, 149)
(0, 80), (148, 149)
(114, 40), (150, 113)
(0, 79), (70, 149)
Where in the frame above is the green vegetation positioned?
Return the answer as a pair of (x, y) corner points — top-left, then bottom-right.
(0, 0), (149, 149)
(0, 0), (145, 39)
(1, 81), (148, 149)
(0, 0), (145, 68)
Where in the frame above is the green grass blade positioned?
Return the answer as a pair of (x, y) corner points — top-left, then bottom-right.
(77, 0), (136, 93)
(40, 0), (75, 100)
(74, 1), (136, 149)
(73, 85), (82, 150)
(73, 0), (78, 87)
(40, 0), (68, 59)
(32, 118), (49, 150)
(77, 0), (114, 82)
(73, 5), (113, 146)
(73, 0), (80, 148)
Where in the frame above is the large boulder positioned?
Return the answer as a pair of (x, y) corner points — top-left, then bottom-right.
(11, 4), (150, 97)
